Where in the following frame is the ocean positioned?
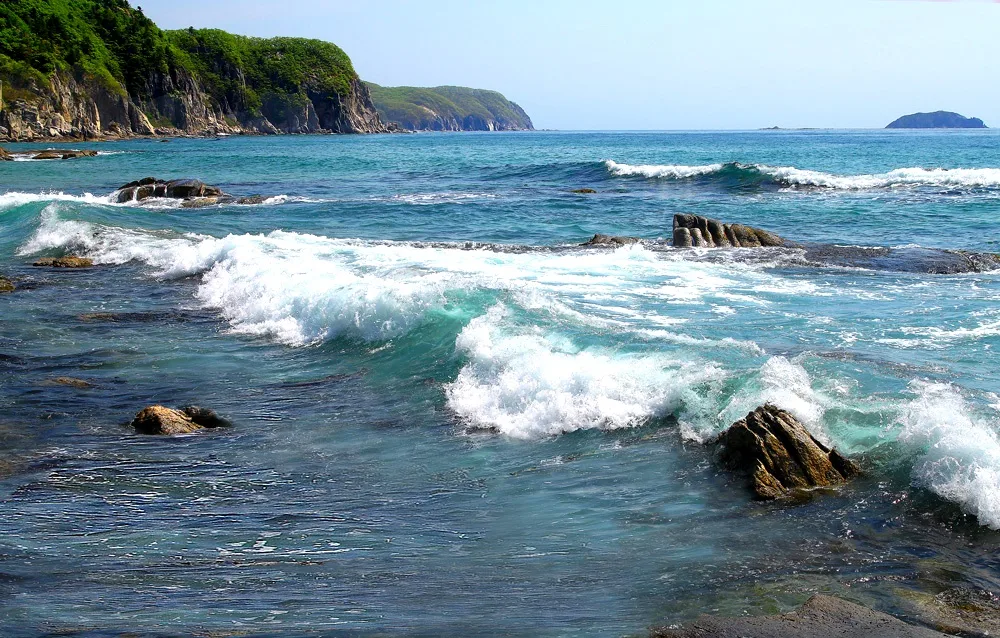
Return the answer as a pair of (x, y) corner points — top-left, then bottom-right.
(1, 130), (999, 636)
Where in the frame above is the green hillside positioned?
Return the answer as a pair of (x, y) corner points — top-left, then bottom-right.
(367, 83), (533, 131)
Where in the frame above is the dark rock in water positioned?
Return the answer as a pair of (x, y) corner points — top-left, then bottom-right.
(33, 256), (93, 268)
(673, 214), (785, 248)
(31, 149), (98, 160)
(130, 405), (231, 435)
(235, 195), (266, 205)
(165, 178), (223, 198)
(571, 188), (597, 194)
(113, 177), (267, 206)
(651, 594), (946, 637)
(711, 404), (859, 500)
(0, 146), (12, 161)
(41, 377), (94, 389)
(582, 233), (641, 247)
(0, 276), (14, 292)
(886, 111), (987, 129)
(801, 244), (1000, 274)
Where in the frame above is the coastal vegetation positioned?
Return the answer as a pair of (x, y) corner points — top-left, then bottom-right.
(367, 83), (533, 131)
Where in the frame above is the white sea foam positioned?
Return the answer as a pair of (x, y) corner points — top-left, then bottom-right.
(445, 305), (727, 438)
(0, 191), (115, 209)
(605, 160), (1000, 190)
(898, 381), (1000, 529)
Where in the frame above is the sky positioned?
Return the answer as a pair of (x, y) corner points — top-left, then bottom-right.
(136, 0), (1000, 130)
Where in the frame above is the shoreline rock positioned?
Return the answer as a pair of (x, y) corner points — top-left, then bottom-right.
(32, 256), (94, 268)
(582, 233), (641, 247)
(652, 594), (945, 637)
(31, 149), (98, 160)
(0, 276), (14, 293)
(113, 177), (265, 207)
(711, 404), (859, 500)
(673, 214), (785, 248)
(130, 405), (232, 435)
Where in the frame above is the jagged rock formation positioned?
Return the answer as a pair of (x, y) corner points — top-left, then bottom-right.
(130, 405), (231, 435)
(32, 256), (93, 268)
(673, 214), (785, 248)
(712, 404), (859, 500)
(112, 177), (264, 207)
(652, 594), (946, 638)
(366, 83), (533, 131)
(886, 111), (987, 129)
(0, 1), (387, 141)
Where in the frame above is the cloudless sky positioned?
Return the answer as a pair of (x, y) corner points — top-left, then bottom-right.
(136, 0), (1000, 130)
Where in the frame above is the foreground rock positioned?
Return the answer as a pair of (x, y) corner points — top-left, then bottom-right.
(32, 149), (98, 160)
(0, 146), (11, 161)
(712, 404), (859, 500)
(32, 256), (93, 268)
(0, 276), (13, 292)
(130, 405), (232, 435)
(582, 233), (641, 247)
(114, 177), (264, 206)
(673, 214), (785, 248)
(652, 594), (945, 638)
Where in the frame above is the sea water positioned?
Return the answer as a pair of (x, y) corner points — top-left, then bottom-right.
(1, 130), (999, 636)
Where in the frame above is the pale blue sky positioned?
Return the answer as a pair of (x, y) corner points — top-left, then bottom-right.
(137, 0), (1000, 130)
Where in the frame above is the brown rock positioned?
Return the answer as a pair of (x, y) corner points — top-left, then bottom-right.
(582, 233), (641, 247)
(0, 146), (12, 161)
(712, 404), (859, 500)
(673, 214), (786, 248)
(33, 256), (93, 268)
(0, 276), (13, 293)
(571, 188), (597, 194)
(31, 149), (97, 160)
(42, 377), (94, 389)
(130, 405), (231, 435)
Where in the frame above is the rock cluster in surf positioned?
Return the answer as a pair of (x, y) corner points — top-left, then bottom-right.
(582, 233), (641, 247)
(712, 404), (859, 500)
(0, 276), (14, 292)
(130, 405), (231, 435)
(673, 214), (785, 248)
(114, 177), (264, 207)
(33, 256), (93, 268)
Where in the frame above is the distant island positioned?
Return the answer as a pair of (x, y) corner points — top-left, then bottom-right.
(367, 84), (533, 132)
(886, 111), (987, 129)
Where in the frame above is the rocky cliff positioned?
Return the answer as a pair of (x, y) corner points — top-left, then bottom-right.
(886, 111), (987, 129)
(0, 1), (387, 141)
(366, 83), (533, 132)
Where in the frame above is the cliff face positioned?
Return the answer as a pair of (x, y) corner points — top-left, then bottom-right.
(0, 2), (387, 141)
(367, 84), (534, 132)
(886, 111), (987, 129)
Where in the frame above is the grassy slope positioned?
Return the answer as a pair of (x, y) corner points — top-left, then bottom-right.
(0, 0), (360, 119)
(367, 83), (532, 130)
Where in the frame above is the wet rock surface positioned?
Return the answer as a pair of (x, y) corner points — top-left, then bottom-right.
(673, 214), (786, 248)
(582, 233), (641, 247)
(0, 276), (14, 292)
(32, 256), (94, 268)
(113, 177), (265, 207)
(31, 149), (98, 160)
(652, 594), (945, 637)
(711, 404), (859, 500)
(130, 405), (232, 435)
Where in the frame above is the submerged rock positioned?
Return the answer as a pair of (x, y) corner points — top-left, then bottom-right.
(130, 405), (232, 435)
(33, 256), (93, 268)
(582, 233), (641, 247)
(907, 587), (1000, 637)
(673, 214), (785, 248)
(41, 377), (94, 389)
(571, 188), (597, 194)
(652, 594), (945, 637)
(32, 149), (98, 160)
(711, 404), (859, 500)
(0, 276), (13, 292)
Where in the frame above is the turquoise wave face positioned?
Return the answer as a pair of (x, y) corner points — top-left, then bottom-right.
(2, 130), (1000, 636)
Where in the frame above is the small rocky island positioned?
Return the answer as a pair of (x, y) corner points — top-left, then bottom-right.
(886, 111), (987, 129)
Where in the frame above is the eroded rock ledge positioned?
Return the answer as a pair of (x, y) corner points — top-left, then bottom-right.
(711, 404), (859, 500)
(673, 214), (785, 248)
(652, 594), (945, 638)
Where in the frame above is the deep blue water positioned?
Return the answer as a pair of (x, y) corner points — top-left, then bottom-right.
(2, 130), (1000, 636)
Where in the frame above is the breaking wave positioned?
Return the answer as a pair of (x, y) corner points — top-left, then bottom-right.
(605, 160), (1000, 190)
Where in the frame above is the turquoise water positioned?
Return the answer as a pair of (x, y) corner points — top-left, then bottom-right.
(2, 130), (1000, 636)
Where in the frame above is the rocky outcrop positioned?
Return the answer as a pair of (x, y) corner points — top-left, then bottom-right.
(887, 111), (987, 129)
(0, 147), (11, 161)
(31, 149), (98, 160)
(571, 188), (597, 194)
(366, 83), (533, 132)
(0, 276), (14, 292)
(33, 256), (93, 268)
(582, 233), (641, 247)
(712, 404), (859, 500)
(41, 377), (95, 389)
(673, 214), (785, 248)
(113, 177), (264, 206)
(130, 405), (231, 435)
(652, 594), (946, 638)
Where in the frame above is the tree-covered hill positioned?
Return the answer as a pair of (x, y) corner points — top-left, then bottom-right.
(367, 83), (533, 132)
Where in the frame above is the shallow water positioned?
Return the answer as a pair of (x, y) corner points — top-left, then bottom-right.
(2, 130), (1000, 636)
